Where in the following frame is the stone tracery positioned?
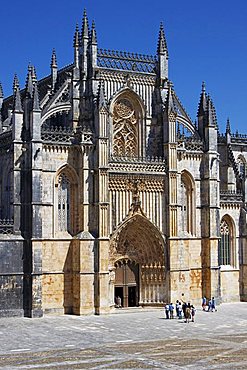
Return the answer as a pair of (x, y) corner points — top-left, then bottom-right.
(112, 98), (138, 157)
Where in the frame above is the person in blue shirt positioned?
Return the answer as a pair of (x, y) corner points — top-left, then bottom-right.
(169, 303), (174, 319)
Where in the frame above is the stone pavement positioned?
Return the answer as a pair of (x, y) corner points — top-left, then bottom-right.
(0, 303), (246, 369)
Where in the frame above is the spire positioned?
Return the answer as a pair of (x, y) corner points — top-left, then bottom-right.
(157, 22), (168, 55)
(13, 77), (23, 113)
(210, 97), (218, 129)
(25, 64), (33, 97)
(197, 81), (207, 117)
(226, 117), (231, 134)
(90, 20), (97, 44)
(206, 95), (215, 127)
(32, 82), (41, 111)
(73, 23), (80, 48)
(50, 48), (57, 68)
(82, 8), (89, 39)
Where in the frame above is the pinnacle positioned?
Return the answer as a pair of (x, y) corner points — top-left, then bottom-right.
(98, 80), (106, 108)
(157, 22), (168, 56)
(82, 8), (89, 38)
(13, 74), (20, 93)
(33, 82), (41, 111)
(31, 66), (37, 83)
(13, 77), (23, 113)
(90, 20), (97, 44)
(197, 81), (207, 117)
(25, 63), (34, 97)
(206, 95), (217, 127)
(51, 48), (57, 68)
(73, 23), (80, 47)
(226, 117), (231, 134)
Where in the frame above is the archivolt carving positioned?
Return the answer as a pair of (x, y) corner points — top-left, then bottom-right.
(109, 212), (165, 267)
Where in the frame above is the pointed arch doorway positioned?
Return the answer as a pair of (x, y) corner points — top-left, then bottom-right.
(110, 210), (168, 308)
(114, 259), (139, 308)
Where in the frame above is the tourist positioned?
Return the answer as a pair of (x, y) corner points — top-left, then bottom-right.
(178, 302), (183, 319)
(116, 296), (122, 308)
(165, 303), (170, 319)
(184, 303), (191, 323)
(169, 302), (174, 319)
(211, 297), (216, 312)
(175, 300), (180, 318)
(202, 296), (207, 311)
(182, 301), (187, 317)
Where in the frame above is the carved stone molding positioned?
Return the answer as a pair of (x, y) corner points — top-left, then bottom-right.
(109, 175), (164, 192)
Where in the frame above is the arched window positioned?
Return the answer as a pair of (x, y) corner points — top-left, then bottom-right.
(219, 217), (235, 266)
(55, 166), (78, 235)
(58, 174), (71, 232)
(181, 172), (195, 235)
(112, 94), (143, 158)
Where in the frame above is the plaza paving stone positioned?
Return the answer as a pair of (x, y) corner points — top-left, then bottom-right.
(0, 302), (246, 369)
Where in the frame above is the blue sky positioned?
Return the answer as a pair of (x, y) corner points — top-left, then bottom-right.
(1, 0), (246, 133)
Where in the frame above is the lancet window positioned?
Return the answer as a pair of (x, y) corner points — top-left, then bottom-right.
(219, 217), (235, 266)
(57, 174), (71, 232)
(112, 98), (139, 158)
(55, 166), (78, 235)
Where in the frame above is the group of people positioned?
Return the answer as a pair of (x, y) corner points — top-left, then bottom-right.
(202, 296), (217, 312)
(164, 300), (196, 323)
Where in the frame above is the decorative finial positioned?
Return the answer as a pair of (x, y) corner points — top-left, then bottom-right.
(50, 48), (57, 68)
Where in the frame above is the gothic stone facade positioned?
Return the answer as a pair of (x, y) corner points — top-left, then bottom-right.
(0, 13), (246, 317)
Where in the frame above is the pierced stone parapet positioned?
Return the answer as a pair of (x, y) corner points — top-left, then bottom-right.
(97, 48), (156, 73)
(177, 136), (204, 152)
(41, 126), (73, 144)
